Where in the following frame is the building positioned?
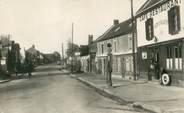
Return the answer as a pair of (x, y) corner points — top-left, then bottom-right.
(0, 35), (22, 76)
(96, 19), (134, 78)
(25, 45), (40, 66)
(136, 0), (184, 85)
(80, 45), (89, 73)
(0, 36), (11, 76)
(88, 35), (98, 73)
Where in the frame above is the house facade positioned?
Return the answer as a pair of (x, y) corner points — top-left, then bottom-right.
(88, 35), (98, 73)
(96, 19), (134, 78)
(80, 45), (89, 73)
(136, 0), (184, 84)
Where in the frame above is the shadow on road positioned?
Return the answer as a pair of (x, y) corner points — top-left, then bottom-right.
(31, 72), (70, 79)
(0, 81), (44, 93)
(96, 106), (141, 112)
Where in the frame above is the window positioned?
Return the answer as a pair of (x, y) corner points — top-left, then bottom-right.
(174, 46), (182, 70)
(168, 6), (181, 35)
(166, 46), (172, 59)
(166, 46), (173, 69)
(101, 44), (104, 54)
(114, 41), (117, 52)
(145, 18), (154, 41)
(166, 45), (182, 70)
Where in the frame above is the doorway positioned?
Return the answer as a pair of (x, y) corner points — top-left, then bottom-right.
(152, 47), (160, 80)
(148, 46), (160, 80)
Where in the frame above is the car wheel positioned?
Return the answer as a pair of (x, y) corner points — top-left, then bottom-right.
(161, 73), (171, 86)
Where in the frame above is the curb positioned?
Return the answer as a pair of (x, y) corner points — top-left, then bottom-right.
(70, 74), (158, 113)
(0, 79), (11, 84)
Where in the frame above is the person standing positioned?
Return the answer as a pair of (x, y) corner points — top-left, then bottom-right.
(106, 43), (113, 87)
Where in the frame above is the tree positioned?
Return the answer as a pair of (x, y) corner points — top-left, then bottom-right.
(66, 42), (79, 57)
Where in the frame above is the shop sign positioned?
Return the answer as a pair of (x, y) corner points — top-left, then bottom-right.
(142, 52), (147, 60)
(1, 60), (6, 65)
(139, 0), (181, 21)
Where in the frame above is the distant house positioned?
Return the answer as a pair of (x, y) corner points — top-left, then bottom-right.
(80, 45), (89, 72)
(80, 35), (98, 73)
(136, 0), (184, 84)
(25, 45), (40, 66)
(96, 19), (135, 78)
(41, 52), (60, 64)
(42, 54), (55, 64)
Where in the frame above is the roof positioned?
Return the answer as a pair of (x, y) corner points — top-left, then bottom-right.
(97, 19), (132, 42)
(26, 47), (38, 55)
(136, 0), (168, 16)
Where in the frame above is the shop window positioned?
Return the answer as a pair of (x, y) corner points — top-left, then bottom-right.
(174, 46), (182, 70)
(145, 18), (154, 41)
(166, 46), (173, 69)
(168, 6), (181, 35)
(166, 46), (182, 70)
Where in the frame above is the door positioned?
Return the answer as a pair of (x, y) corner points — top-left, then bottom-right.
(153, 47), (160, 80)
(121, 57), (126, 78)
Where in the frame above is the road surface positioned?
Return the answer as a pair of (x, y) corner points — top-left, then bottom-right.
(0, 64), (148, 113)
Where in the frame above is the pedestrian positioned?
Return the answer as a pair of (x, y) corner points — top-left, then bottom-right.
(106, 43), (113, 87)
(26, 60), (33, 79)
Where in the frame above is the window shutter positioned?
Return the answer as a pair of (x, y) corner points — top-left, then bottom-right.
(145, 20), (149, 40)
(176, 6), (181, 31)
(145, 18), (154, 41)
(150, 18), (154, 40)
(168, 9), (173, 34)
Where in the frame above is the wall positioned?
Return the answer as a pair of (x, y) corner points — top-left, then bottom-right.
(137, 0), (184, 47)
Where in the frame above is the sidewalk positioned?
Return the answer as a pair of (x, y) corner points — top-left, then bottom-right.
(0, 73), (27, 84)
(70, 72), (184, 113)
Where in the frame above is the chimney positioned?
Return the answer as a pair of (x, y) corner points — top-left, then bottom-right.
(113, 19), (119, 25)
(88, 35), (93, 45)
(32, 44), (35, 49)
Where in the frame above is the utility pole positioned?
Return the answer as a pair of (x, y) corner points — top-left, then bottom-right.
(71, 23), (74, 73)
(131, 0), (137, 80)
(62, 43), (64, 59)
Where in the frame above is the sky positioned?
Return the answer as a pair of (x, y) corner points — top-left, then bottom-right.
(0, 0), (145, 55)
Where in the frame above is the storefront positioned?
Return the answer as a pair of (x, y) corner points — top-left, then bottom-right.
(136, 0), (184, 85)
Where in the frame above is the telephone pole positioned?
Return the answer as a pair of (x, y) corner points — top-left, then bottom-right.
(62, 43), (64, 59)
(130, 0), (137, 80)
(71, 23), (74, 73)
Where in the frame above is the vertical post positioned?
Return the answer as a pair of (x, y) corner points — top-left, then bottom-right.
(106, 43), (112, 87)
(71, 23), (74, 73)
(131, 0), (137, 80)
(62, 43), (64, 59)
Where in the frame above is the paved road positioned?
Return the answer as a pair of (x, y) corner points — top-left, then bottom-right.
(0, 64), (148, 113)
